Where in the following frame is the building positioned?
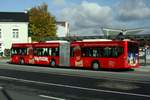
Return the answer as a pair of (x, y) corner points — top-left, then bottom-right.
(0, 12), (29, 56)
(56, 21), (69, 37)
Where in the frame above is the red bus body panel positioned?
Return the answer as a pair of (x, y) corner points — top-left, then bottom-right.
(70, 41), (139, 69)
(11, 43), (33, 64)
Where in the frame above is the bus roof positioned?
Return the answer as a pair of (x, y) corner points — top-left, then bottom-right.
(34, 42), (60, 47)
(12, 43), (33, 48)
(71, 40), (138, 47)
(46, 40), (68, 43)
(82, 39), (112, 42)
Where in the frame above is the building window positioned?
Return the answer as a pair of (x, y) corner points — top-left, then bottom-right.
(12, 29), (19, 38)
(0, 29), (1, 38)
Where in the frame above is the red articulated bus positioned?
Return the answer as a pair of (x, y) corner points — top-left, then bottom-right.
(10, 39), (139, 69)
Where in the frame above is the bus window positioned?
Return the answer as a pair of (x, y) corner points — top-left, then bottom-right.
(33, 48), (37, 55)
(103, 47), (124, 57)
(55, 47), (59, 56)
(43, 48), (48, 56)
(103, 47), (111, 57)
(81, 48), (90, 57)
(34, 47), (59, 56)
(34, 48), (49, 56)
(51, 47), (59, 56)
(93, 48), (99, 57)
(19, 48), (27, 55)
(81, 48), (100, 57)
(11, 48), (27, 55)
(81, 47), (123, 58)
(11, 48), (17, 55)
(111, 47), (123, 57)
(37, 48), (43, 56)
(118, 47), (124, 55)
(48, 48), (52, 56)
(70, 47), (74, 57)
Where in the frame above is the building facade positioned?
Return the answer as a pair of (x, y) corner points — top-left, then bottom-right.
(56, 21), (69, 37)
(0, 12), (28, 56)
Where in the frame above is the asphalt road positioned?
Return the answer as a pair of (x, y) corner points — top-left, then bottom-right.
(0, 62), (150, 100)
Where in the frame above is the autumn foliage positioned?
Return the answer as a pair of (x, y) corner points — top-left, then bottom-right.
(28, 3), (57, 41)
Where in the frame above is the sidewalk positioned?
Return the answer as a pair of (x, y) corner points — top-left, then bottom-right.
(135, 64), (150, 72)
(136, 58), (150, 72)
(0, 57), (10, 63)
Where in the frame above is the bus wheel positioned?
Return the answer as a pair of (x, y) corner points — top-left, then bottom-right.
(50, 60), (56, 67)
(92, 61), (99, 70)
(19, 59), (24, 65)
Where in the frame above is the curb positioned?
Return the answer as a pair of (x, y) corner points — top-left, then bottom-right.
(135, 65), (150, 72)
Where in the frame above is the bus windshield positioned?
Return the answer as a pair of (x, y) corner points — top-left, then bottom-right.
(128, 42), (138, 65)
(128, 42), (138, 54)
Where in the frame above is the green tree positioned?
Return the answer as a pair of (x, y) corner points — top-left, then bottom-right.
(28, 3), (57, 41)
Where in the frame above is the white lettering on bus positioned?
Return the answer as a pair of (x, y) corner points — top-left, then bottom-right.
(34, 57), (49, 62)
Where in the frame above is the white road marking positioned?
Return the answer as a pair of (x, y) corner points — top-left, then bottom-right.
(39, 95), (65, 100)
(0, 75), (150, 98)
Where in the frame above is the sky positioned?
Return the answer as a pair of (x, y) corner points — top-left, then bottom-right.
(0, 0), (150, 36)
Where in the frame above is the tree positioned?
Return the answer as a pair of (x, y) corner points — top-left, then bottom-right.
(28, 3), (57, 41)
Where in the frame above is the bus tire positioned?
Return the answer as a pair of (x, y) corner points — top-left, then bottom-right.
(19, 59), (24, 65)
(50, 60), (56, 67)
(91, 61), (100, 70)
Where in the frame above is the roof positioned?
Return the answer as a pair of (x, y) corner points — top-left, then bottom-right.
(0, 12), (28, 22)
(56, 21), (68, 27)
